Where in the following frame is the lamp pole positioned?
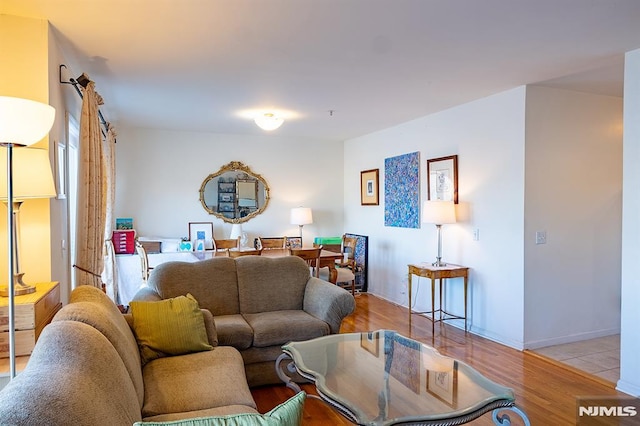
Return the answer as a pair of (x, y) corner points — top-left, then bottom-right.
(5, 143), (16, 378)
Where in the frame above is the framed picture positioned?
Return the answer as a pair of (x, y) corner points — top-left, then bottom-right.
(427, 155), (458, 203)
(360, 169), (379, 206)
(385, 152), (420, 228)
(286, 237), (302, 249)
(188, 222), (214, 250)
(360, 331), (380, 357)
(426, 361), (458, 406)
(55, 141), (66, 199)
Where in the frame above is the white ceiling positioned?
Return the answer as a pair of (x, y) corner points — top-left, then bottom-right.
(3, 0), (640, 141)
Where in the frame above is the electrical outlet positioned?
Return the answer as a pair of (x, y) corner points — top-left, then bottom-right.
(535, 231), (547, 245)
(473, 229), (480, 241)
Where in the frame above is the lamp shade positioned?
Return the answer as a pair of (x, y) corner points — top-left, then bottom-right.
(229, 223), (243, 240)
(0, 97), (55, 146)
(0, 147), (57, 200)
(422, 200), (456, 225)
(290, 207), (313, 225)
(254, 113), (284, 131)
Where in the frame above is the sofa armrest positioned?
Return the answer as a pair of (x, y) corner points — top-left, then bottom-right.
(131, 286), (162, 302)
(200, 308), (219, 346)
(303, 277), (355, 333)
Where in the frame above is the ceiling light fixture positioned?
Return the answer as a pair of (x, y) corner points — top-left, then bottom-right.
(254, 113), (284, 131)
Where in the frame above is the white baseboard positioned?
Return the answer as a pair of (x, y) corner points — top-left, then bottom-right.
(523, 328), (620, 350)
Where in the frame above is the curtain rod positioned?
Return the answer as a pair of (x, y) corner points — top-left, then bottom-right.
(58, 64), (114, 142)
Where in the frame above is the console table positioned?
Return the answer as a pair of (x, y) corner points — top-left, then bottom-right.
(407, 263), (469, 336)
(277, 330), (530, 425)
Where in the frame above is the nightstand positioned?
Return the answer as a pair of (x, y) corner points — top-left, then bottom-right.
(0, 282), (62, 357)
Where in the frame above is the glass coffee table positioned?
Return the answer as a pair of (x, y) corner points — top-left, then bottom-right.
(276, 330), (530, 425)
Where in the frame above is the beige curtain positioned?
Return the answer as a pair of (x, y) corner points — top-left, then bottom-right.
(75, 81), (106, 288)
(102, 125), (117, 301)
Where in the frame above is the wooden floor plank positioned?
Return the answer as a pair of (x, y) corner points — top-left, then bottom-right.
(252, 294), (622, 425)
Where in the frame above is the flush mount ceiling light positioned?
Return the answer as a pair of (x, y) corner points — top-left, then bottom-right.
(254, 113), (284, 131)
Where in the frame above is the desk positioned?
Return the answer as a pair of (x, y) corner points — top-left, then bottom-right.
(408, 263), (469, 336)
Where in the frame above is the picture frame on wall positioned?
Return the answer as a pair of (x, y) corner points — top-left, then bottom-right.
(188, 222), (214, 250)
(360, 168), (379, 205)
(427, 155), (458, 204)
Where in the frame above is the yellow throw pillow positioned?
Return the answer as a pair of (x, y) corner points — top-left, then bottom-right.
(130, 294), (213, 365)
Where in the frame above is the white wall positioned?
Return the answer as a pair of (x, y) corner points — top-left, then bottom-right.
(619, 48), (640, 396)
(523, 86), (623, 348)
(344, 87), (528, 348)
(114, 127), (344, 245)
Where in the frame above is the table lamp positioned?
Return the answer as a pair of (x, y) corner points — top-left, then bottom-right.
(422, 200), (456, 267)
(0, 96), (56, 380)
(229, 223), (247, 247)
(290, 207), (312, 245)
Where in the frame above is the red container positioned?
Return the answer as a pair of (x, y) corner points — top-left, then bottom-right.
(113, 230), (135, 254)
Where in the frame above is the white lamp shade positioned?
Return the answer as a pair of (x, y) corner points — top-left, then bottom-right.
(290, 207), (313, 225)
(0, 147), (57, 200)
(229, 223), (243, 240)
(422, 200), (456, 225)
(254, 113), (284, 131)
(0, 97), (55, 146)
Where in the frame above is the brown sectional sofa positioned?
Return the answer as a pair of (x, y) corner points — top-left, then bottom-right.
(0, 255), (354, 425)
(133, 255), (356, 386)
(0, 285), (257, 424)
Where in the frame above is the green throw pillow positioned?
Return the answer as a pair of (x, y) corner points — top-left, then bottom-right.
(133, 391), (306, 426)
(130, 293), (213, 364)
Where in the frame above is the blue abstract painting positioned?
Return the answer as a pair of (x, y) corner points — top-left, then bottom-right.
(384, 152), (420, 228)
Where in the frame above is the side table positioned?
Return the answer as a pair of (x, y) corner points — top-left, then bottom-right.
(0, 282), (62, 357)
(408, 263), (469, 336)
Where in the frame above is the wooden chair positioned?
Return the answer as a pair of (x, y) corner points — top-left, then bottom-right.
(289, 245), (322, 278)
(228, 248), (262, 258)
(337, 235), (358, 271)
(135, 240), (153, 283)
(319, 235), (357, 295)
(213, 237), (240, 253)
(257, 237), (287, 250)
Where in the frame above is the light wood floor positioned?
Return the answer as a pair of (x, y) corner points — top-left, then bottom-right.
(251, 294), (623, 425)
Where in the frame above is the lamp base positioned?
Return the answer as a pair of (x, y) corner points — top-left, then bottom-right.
(432, 259), (448, 268)
(0, 273), (36, 297)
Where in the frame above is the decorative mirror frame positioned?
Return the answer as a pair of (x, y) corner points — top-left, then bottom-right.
(199, 161), (270, 224)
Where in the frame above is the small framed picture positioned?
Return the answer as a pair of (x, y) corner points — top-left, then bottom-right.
(360, 169), (379, 205)
(427, 155), (458, 204)
(286, 237), (302, 249)
(360, 331), (380, 357)
(426, 361), (458, 406)
(188, 222), (214, 250)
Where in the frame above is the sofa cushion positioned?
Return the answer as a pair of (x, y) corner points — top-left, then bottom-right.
(0, 321), (142, 425)
(130, 294), (213, 364)
(142, 347), (257, 418)
(243, 310), (330, 348)
(213, 314), (254, 350)
(135, 391), (305, 426)
(60, 285), (145, 406)
(236, 256), (310, 314)
(148, 257), (240, 316)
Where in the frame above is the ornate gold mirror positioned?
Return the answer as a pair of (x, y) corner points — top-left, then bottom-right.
(199, 161), (270, 223)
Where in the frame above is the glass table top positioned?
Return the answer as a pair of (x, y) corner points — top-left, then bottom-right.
(282, 330), (515, 425)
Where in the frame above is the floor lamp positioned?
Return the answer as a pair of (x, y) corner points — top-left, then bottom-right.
(290, 207), (312, 246)
(0, 96), (55, 380)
